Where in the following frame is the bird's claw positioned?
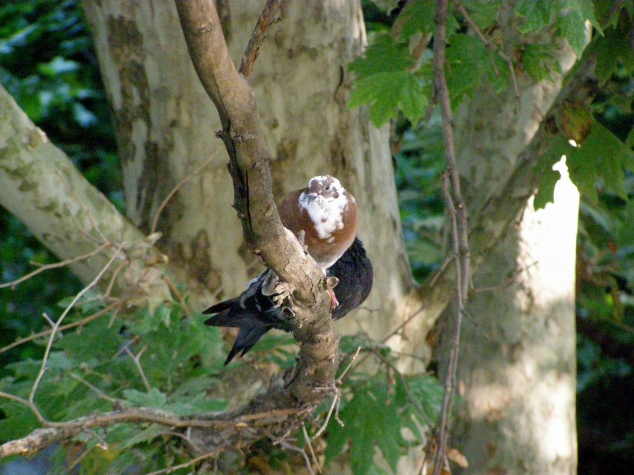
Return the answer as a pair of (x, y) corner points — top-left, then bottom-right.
(328, 289), (339, 312)
(271, 282), (295, 308)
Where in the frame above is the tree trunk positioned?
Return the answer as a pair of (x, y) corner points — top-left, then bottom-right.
(433, 12), (581, 473)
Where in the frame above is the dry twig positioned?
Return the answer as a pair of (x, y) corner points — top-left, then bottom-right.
(239, 0), (287, 77)
(29, 243), (125, 403)
(0, 242), (111, 290)
(432, 0), (471, 473)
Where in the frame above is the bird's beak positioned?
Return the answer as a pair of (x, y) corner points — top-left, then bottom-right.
(305, 193), (318, 204)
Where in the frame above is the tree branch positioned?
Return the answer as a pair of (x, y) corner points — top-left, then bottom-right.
(413, 40), (599, 340)
(432, 0), (471, 472)
(0, 405), (305, 458)
(174, 0), (340, 443)
(239, 0), (288, 77)
(0, 84), (172, 308)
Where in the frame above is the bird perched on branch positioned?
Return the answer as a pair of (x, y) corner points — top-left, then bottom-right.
(204, 238), (373, 365)
(204, 175), (367, 365)
(277, 175), (357, 270)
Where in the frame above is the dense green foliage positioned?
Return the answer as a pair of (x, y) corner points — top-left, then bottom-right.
(1, 0), (634, 474)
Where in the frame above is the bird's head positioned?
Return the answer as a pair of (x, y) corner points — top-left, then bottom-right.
(304, 175), (344, 205)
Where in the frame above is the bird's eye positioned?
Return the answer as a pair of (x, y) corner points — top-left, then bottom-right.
(325, 185), (331, 191)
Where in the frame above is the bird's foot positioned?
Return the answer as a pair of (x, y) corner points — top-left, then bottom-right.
(328, 289), (339, 312)
(271, 282), (295, 308)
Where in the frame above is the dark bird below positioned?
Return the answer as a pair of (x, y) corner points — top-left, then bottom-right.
(204, 238), (373, 365)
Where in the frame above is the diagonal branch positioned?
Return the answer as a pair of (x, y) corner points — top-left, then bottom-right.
(240, 0), (288, 77)
(174, 0), (339, 436)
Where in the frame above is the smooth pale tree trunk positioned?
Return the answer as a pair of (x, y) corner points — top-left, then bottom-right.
(433, 15), (581, 472)
(445, 173), (579, 475)
(82, 0), (422, 359)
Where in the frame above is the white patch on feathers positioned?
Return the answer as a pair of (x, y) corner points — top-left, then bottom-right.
(298, 177), (350, 240)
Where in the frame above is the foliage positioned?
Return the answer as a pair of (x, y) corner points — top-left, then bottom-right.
(324, 354), (443, 475)
(355, 1), (634, 472)
(0, 300), (229, 473)
(0, 0), (120, 376)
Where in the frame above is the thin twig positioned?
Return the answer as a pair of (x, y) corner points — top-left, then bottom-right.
(302, 424), (322, 474)
(0, 300), (121, 355)
(239, 0), (287, 77)
(29, 243), (125, 403)
(0, 391), (47, 424)
(144, 451), (218, 475)
(150, 149), (221, 235)
(124, 345), (152, 392)
(0, 242), (110, 290)
(70, 373), (120, 405)
(433, 0), (471, 473)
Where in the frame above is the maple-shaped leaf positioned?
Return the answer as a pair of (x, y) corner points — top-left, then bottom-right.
(325, 379), (408, 474)
(522, 44), (563, 81)
(349, 33), (413, 76)
(392, 0), (437, 40)
(537, 121), (634, 206)
(557, 10), (588, 57)
(514, 0), (558, 33)
(445, 34), (507, 106)
(349, 71), (428, 126)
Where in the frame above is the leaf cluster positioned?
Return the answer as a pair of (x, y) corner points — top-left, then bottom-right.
(0, 299), (229, 473)
(318, 336), (444, 475)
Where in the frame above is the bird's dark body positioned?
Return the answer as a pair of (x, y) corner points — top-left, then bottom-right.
(204, 238), (373, 365)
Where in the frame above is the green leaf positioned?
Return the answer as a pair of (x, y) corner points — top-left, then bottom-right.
(460, 0), (503, 31)
(556, 11), (587, 57)
(350, 71), (427, 126)
(515, 0), (558, 33)
(522, 44), (562, 81)
(120, 424), (165, 450)
(559, 103), (594, 144)
(349, 33), (413, 76)
(445, 34), (507, 106)
(568, 0), (603, 34)
(392, 0), (437, 39)
(326, 380), (408, 474)
(566, 122), (634, 201)
(592, 20), (634, 85)
(123, 387), (167, 408)
(164, 393), (229, 417)
(534, 165), (561, 210)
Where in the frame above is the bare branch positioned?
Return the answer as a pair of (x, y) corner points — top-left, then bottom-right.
(0, 300), (120, 355)
(239, 0), (288, 77)
(432, 0), (471, 472)
(0, 242), (110, 290)
(0, 404), (305, 458)
(29, 243), (125, 402)
(175, 0), (338, 415)
(124, 345), (152, 392)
